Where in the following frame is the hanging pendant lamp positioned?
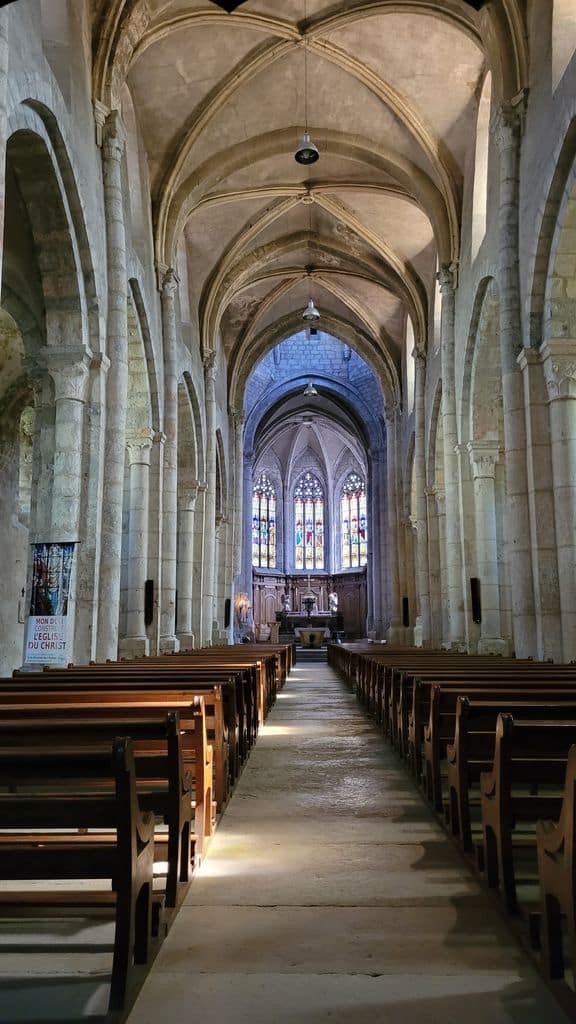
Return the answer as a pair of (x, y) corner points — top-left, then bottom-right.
(302, 297), (320, 321)
(295, 0), (319, 165)
(303, 381), (318, 396)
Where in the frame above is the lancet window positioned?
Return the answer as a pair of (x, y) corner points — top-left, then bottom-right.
(252, 473), (276, 568)
(294, 472), (324, 570)
(341, 472), (368, 568)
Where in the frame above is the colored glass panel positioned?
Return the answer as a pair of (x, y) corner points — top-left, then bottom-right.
(340, 473), (368, 569)
(252, 473), (276, 568)
(293, 472), (324, 569)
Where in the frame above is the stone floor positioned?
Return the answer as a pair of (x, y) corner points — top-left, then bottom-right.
(126, 660), (569, 1024)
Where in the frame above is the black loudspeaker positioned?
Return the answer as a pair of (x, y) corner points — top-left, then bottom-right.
(470, 577), (482, 624)
(224, 598), (231, 629)
(402, 596), (410, 628)
(144, 580), (154, 627)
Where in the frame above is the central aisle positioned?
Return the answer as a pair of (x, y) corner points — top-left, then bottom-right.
(128, 660), (568, 1023)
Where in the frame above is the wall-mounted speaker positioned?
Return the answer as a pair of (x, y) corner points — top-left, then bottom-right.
(470, 577), (482, 624)
(144, 580), (154, 627)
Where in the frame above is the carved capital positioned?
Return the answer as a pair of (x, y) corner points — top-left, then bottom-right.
(178, 480), (199, 510)
(41, 348), (91, 403)
(540, 339), (576, 400)
(203, 350), (217, 381)
(229, 406), (245, 429)
(490, 92), (527, 152)
(161, 266), (179, 300)
(467, 439), (501, 479)
(126, 429), (154, 466)
(102, 109), (126, 162)
(437, 262), (458, 294)
(153, 430), (167, 447)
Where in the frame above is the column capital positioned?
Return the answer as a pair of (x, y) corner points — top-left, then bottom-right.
(178, 480), (200, 510)
(126, 429), (154, 466)
(102, 109), (126, 162)
(93, 100), (109, 147)
(229, 406), (245, 428)
(203, 350), (217, 381)
(161, 266), (179, 299)
(540, 339), (576, 400)
(517, 346), (541, 375)
(467, 439), (501, 479)
(153, 430), (167, 447)
(412, 347), (426, 366)
(437, 262), (458, 293)
(490, 91), (528, 152)
(90, 353), (111, 375)
(40, 348), (91, 402)
(384, 400), (402, 424)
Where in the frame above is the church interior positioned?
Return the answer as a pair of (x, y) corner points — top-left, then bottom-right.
(1, 0), (576, 1020)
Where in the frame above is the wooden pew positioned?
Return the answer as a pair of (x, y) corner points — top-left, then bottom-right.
(0, 708), (203, 903)
(537, 745), (576, 983)
(419, 677), (576, 811)
(9, 672), (234, 809)
(481, 715), (576, 914)
(0, 736), (156, 1013)
(447, 697), (576, 853)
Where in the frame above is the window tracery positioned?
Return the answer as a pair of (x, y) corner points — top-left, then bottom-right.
(294, 472), (324, 570)
(252, 473), (276, 568)
(340, 472), (368, 569)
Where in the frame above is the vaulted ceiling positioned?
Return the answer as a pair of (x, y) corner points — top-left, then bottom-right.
(92, 0), (527, 396)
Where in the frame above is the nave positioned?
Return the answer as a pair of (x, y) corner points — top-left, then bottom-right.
(126, 659), (567, 1024)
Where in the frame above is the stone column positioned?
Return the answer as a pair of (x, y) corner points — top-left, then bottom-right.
(491, 98), (536, 657)
(438, 264), (465, 649)
(159, 268), (180, 652)
(541, 343), (576, 661)
(119, 433), (153, 657)
(518, 349), (562, 660)
(201, 352), (217, 645)
(230, 408), (245, 580)
(385, 407), (403, 641)
(191, 481), (207, 646)
(369, 446), (386, 638)
(213, 512), (229, 642)
(435, 488), (450, 642)
(27, 352), (89, 665)
(413, 349), (431, 645)
(0, 9), (9, 288)
(43, 351), (90, 542)
(241, 449), (254, 599)
(176, 480), (198, 651)
(426, 486), (441, 646)
(96, 110), (128, 662)
(467, 440), (509, 655)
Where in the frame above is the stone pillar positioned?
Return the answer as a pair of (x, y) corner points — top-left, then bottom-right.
(119, 433), (153, 657)
(413, 349), (431, 644)
(43, 351), (90, 541)
(159, 268), (180, 653)
(491, 98), (536, 657)
(191, 481), (207, 646)
(467, 440), (509, 655)
(213, 512), (229, 642)
(230, 408), (245, 580)
(369, 446), (387, 638)
(176, 480), (198, 651)
(201, 352), (217, 645)
(242, 450), (254, 599)
(385, 407), (402, 641)
(518, 349), (562, 660)
(96, 110), (128, 662)
(0, 10), (9, 288)
(438, 264), (465, 649)
(435, 488), (450, 642)
(541, 342), (576, 661)
(426, 486), (441, 646)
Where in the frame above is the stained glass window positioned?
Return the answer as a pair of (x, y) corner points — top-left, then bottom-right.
(252, 473), (276, 568)
(341, 473), (368, 569)
(294, 472), (324, 570)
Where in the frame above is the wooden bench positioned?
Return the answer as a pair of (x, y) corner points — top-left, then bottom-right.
(447, 696), (576, 853)
(537, 745), (576, 983)
(481, 715), (576, 914)
(0, 736), (156, 1013)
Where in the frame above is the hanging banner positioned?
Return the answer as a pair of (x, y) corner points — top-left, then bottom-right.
(25, 542), (75, 664)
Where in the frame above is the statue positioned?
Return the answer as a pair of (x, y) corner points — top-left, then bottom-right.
(281, 592), (291, 614)
(329, 591), (338, 615)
